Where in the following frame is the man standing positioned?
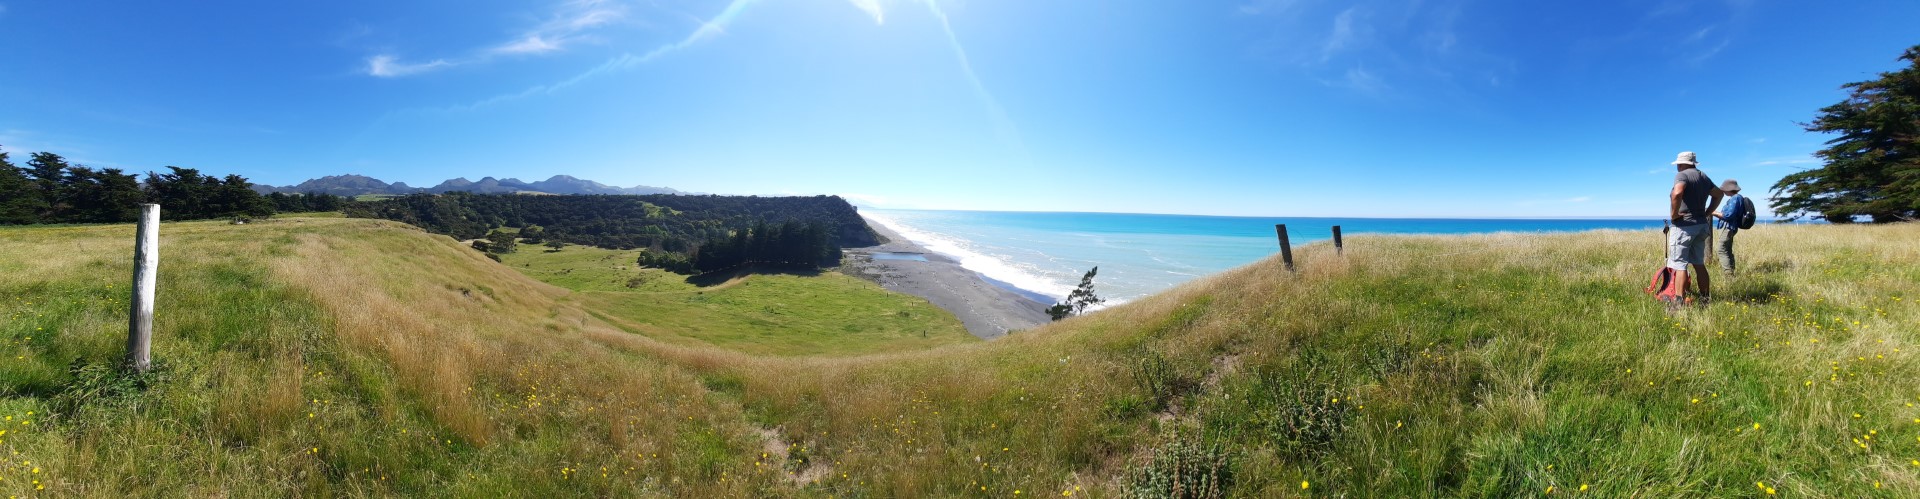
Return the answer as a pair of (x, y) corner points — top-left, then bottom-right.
(1712, 179), (1745, 276)
(1667, 151), (1725, 303)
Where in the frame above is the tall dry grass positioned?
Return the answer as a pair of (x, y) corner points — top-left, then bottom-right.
(4, 217), (1917, 496)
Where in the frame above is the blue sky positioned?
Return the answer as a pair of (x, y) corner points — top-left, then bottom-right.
(2, 0), (1916, 217)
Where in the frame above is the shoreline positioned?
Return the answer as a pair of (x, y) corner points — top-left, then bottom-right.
(844, 216), (1050, 339)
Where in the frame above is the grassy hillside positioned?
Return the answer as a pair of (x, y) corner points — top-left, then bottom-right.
(497, 244), (975, 355)
(2, 217), (1917, 496)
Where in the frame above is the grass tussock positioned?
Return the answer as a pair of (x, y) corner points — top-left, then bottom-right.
(3, 217), (1919, 496)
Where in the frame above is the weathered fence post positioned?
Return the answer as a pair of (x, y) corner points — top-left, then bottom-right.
(126, 204), (159, 373)
(1332, 225), (1344, 256)
(1275, 224), (1294, 271)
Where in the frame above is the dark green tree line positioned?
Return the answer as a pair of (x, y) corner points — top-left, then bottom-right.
(346, 192), (876, 253)
(687, 221), (841, 274)
(265, 191), (347, 213)
(0, 146), (276, 224)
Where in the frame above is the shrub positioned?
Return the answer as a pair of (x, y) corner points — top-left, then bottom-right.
(1126, 432), (1236, 499)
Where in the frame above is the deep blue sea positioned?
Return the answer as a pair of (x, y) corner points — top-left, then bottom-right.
(863, 209), (1669, 304)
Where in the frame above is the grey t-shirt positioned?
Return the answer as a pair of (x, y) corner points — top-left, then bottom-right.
(1674, 168), (1716, 226)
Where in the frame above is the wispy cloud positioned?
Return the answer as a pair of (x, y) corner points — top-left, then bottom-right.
(1321, 7), (1361, 62)
(1243, 0), (1516, 99)
(846, 0), (883, 25)
(1685, 25), (1714, 43)
(0, 129), (126, 169)
(490, 0), (624, 55)
(0, 4), (9, 17)
(1688, 39), (1731, 65)
(919, 0), (1024, 151)
(364, 0), (628, 77)
(370, 0), (1022, 164)
(1338, 66), (1387, 95)
(1754, 157), (1817, 167)
(372, 0), (763, 115)
(366, 55), (454, 77)
(1566, 196), (1593, 203)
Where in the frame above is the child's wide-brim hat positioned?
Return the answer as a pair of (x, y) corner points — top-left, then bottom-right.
(1721, 179), (1740, 192)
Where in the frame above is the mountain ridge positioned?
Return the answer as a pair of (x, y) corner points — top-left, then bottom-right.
(253, 174), (683, 196)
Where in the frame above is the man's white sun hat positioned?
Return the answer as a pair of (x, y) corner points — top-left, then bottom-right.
(1672, 151), (1698, 166)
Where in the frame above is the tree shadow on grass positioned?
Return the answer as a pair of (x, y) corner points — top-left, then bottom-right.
(1721, 277), (1787, 304)
(685, 265), (823, 288)
(1749, 259), (1793, 274)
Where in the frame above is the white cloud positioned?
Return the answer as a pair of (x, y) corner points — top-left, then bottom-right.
(495, 35), (565, 55)
(846, 0), (884, 25)
(366, 55), (454, 77)
(488, 0), (624, 56)
(1565, 196), (1593, 203)
(363, 0), (627, 77)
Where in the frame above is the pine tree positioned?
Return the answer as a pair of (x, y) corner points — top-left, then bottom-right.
(1047, 267), (1105, 321)
(0, 147), (48, 224)
(1772, 44), (1920, 223)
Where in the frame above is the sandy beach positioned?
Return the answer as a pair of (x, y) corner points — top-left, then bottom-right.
(843, 217), (1050, 339)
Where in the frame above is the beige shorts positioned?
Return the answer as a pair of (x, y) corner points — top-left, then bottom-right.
(1667, 222), (1709, 270)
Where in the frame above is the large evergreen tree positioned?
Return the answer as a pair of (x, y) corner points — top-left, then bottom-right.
(24, 152), (73, 219)
(1771, 44), (1920, 223)
(64, 167), (146, 223)
(144, 166), (215, 220)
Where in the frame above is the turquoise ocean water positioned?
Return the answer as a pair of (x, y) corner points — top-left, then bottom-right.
(862, 209), (1668, 304)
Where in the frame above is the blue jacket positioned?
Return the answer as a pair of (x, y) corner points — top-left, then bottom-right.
(1715, 194), (1745, 230)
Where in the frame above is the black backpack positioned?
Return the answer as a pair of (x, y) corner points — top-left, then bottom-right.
(1736, 196), (1757, 229)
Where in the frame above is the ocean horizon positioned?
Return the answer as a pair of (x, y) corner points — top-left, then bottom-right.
(863, 209), (1678, 304)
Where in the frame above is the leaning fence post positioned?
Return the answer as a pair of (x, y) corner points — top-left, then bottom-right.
(1332, 225), (1344, 256)
(1275, 224), (1294, 271)
(126, 203), (159, 373)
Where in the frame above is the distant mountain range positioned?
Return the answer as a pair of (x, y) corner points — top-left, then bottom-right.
(253, 174), (684, 197)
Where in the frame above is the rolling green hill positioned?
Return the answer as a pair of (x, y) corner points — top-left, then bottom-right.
(2, 217), (1917, 496)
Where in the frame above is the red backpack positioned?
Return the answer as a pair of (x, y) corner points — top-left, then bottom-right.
(1646, 267), (1691, 305)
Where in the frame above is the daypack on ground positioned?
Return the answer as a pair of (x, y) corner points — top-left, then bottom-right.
(1645, 267), (1691, 305)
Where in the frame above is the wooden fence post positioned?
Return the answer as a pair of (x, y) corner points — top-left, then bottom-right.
(1275, 224), (1294, 271)
(126, 204), (159, 373)
(1332, 225), (1344, 256)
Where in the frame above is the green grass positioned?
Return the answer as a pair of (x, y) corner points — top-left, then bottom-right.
(3, 217), (1918, 496)
(498, 243), (977, 356)
(497, 244), (685, 293)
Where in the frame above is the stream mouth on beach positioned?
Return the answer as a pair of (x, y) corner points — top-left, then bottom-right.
(869, 252), (930, 262)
